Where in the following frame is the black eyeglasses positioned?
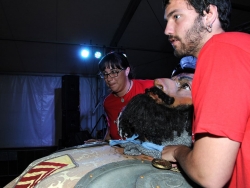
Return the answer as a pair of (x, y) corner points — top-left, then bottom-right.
(99, 69), (124, 79)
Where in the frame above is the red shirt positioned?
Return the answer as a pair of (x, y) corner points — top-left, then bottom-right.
(192, 32), (250, 187)
(104, 79), (154, 139)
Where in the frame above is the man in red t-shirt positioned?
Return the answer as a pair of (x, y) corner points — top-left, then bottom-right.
(161, 0), (250, 187)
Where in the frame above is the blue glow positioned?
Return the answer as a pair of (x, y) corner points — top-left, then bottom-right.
(81, 49), (90, 58)
(94, 51), (102, 59)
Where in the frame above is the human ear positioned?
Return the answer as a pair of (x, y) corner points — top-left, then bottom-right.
(125, 67), (130, 76)
(203, 4), (218, 32)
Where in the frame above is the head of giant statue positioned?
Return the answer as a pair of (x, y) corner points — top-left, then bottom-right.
(118, 56), (196, 146)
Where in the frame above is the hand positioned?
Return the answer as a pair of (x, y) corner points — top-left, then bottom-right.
(161, 145), (180, 162)
(162, 145), (188, 169)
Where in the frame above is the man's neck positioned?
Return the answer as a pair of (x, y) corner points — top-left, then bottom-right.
(194, 29), (225, 58)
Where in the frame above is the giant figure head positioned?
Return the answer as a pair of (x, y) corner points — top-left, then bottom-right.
(118, 56), (196, 146)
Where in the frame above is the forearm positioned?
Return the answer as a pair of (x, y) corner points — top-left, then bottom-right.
(171, 145), (199, 182)
(161, 136), (238, 187)
(162, 145), (193, 172)
(162, 145), (213, 187)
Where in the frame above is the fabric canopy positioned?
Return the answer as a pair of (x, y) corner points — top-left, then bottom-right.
(0, 75), (107, 148)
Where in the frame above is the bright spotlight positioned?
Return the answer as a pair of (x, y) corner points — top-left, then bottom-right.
(94, 51), (102, 59)
(81, 49), (90, 58)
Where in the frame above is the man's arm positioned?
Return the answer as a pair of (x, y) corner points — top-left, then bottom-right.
(162, 133), (240, 187)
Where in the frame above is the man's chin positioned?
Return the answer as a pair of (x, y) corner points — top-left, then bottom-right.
(174, 49), (185, 58)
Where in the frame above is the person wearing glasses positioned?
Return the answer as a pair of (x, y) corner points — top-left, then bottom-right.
(98, 52), (154, 141)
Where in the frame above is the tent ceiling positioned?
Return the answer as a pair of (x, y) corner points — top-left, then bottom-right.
(0, 0), (250, 79)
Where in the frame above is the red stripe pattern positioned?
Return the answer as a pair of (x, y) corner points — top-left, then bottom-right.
(15, 161), (68, 188)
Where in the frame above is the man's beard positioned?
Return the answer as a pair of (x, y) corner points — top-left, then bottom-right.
(170, 15), (206, 57)
(118, 87), (193, 145)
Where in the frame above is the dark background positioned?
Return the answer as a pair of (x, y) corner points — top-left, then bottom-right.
(0, 0), (250, 186)
(0, 0), (250, 79)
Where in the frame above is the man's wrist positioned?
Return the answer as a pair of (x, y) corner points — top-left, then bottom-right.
(174, 145), (191, 162)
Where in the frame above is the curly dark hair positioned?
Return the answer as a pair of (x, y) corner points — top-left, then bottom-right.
(118, 86), (193, 145)
(163, 0), (231, 31)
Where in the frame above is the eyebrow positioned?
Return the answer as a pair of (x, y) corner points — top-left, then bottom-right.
(172, 75), (193, 81)
(165, 9), (179, 20)
(104, 68), (118, 71)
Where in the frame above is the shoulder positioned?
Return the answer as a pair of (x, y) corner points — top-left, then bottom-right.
(132, 79), (154, 86)
(103, 94), (114, 104)
(200, 32), (250, 59)
(213, 31), (249, 39)
(208, 32), (250, 47)
(129, 79), (154, 94)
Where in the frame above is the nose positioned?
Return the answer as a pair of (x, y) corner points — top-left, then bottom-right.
(164, 22), (172, 36)
(154, 78), (176, 95)
(164, 24), (168, 36)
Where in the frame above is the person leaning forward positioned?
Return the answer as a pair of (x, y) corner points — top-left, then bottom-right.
(98, 52), (153, 141)
(161, 0), (250, 187)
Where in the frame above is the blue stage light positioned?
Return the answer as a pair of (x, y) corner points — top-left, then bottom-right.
(94, 51), (102, 59)
(81, 49), (90, 58)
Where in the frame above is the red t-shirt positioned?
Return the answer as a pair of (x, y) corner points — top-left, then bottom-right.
(192, 32), (250, 187)
(104, 79), (154, 140)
